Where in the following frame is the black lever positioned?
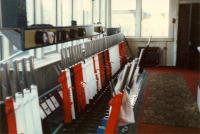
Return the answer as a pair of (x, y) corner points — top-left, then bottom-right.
(1, 63), (12, 99)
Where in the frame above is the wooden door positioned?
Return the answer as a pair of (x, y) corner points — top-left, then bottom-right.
(177, 3), (200, 70)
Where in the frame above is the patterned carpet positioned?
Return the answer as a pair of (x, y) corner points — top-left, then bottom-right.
(143, 73), (200, 128)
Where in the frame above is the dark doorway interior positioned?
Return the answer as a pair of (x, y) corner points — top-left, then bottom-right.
(177, 3), (200, 70)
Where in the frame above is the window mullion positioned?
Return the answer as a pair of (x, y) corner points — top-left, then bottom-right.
(105, 0), (107, 27)
(136, 0), (142, 37)
(0, 36), (2, 60)
(108, 0), (111, 27)
(112, 10), (136, 14)
(99, 0), (101, 23)
(2, 37), (10, 59)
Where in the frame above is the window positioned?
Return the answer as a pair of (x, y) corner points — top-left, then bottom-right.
(42, 0), (57, 53)
(100, 0), (106, 26)
(0, 36), (3, 60)
(112, 13), (136, 36)
(111, 0), (170, 37)
(26, 0), (34, 25)
(111, 0), (136, 36)
(0, 0), (173, 63)
(112, 0), (136, 10)
(62, 0), (72, 26)
(93, 0), (100, 23)
(73, 0), (84, 25)
(35, 0), (42, 24)
(0, 34), (11, 61)
(83, 0), (92, 25)
(42, 0), (57, 26)
(142, 0), (170, 37)
(57, 0), (62, 26)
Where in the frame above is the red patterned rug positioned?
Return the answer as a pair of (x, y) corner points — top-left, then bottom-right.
(143, 73), (200, 128)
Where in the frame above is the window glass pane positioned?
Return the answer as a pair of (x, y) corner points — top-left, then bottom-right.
(0, 36), (3, 61)
(111, 0), (136, 36)
(93, 0), (100, 23)
(100, 0), (106, 26)
(142, 0), (170, 37)
(112, 0), (136, 10)
(83, 0), (92, 25)
(42, 0), (57, 53)
(0, 35), (10, 60)
(62, 0), (72, 26)
(26, 0), (34, 25)
(73, 0), (84, 25)
(112, 13), (136, 36)
(57, 0), (62, 26)
(35, 0), (42, 24)
(42, 0), (56, 26)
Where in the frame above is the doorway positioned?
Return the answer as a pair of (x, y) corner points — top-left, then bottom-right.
(177, 3), (200, 70)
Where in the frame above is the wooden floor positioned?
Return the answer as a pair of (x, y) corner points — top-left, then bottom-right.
(137, 67), (200, 134)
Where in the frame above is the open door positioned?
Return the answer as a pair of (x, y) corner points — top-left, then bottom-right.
(177, 3), (200, 70)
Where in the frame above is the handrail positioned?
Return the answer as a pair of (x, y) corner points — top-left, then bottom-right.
(0, 51), (23, 64)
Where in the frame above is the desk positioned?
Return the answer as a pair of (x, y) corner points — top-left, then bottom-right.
(138, 47), (160, 67)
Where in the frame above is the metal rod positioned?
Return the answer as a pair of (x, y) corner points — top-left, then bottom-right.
(13, 61), (21, 92)
(22, 58), (28, 88)
(39, 84), (61, 99)
(65, 48), (70, 68)
(61, 49), (65, 69)
(3, 63), (12, 97)
(28, 57), (35, 85)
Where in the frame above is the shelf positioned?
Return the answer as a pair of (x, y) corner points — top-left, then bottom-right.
(0, 25), (102, 51)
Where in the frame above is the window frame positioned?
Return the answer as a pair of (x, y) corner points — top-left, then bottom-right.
(111, 0), (173, 38)
(141, 0), (170, 37)
(0, 0), (175, 62)
(0, 36), (3, 61)
(100, 0), (106, 26)
(111, 0), (137, 36)
(41, 0), (58, 56)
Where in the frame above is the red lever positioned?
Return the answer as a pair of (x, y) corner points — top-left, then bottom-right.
(59, 71), (72, 123)
(119, 41), (127, 67)
(5, 98), (17, 134)
(73, 63), (86, 113)
(105, 92), (124, 134)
